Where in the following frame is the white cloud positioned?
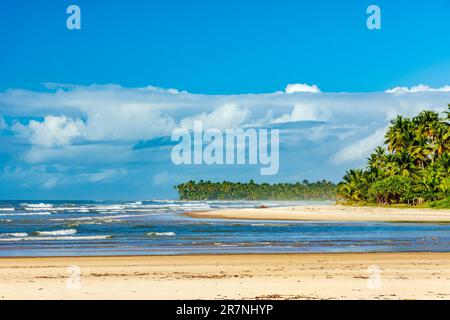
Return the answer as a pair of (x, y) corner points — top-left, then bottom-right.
(12, 115), (86, 147)
(272, 103), (331, 123)
(332, 127), (386, 164)
(84, 104), (176, 141)
(285, 83), (321, 94)
(386, 84), (450, 94)
(1, 82), (450, 174)
(179, 103), (250, 130)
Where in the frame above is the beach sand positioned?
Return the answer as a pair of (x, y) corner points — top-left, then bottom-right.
(1, 252), (450, 299)
(186, 205), (450, 223)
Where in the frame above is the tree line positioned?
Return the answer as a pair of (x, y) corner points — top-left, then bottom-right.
(175, 180), (336, 201)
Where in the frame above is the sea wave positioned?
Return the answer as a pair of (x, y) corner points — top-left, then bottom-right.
(146, 232), (176, 236)
(213, 242), (239, 247)
(35, 229), (77, 236)
(50, 213), (159, 222)
(0, 212), (52, 216)
(66, 221), (103, 227)
(127, 201), (143, 206)
(250, 223), (291, 227)
(0, 232), (28, 238)
(0, 235), (111, 242)
(0, 208), (15, 211)
(22, 203), (54, 210)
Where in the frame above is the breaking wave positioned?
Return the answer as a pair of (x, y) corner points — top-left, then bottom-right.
(0, 232), (28, 238)
(0, 212), (52, 216)
(146, 232), (176, 237)
(0, 235), (112, 242)
(35, 229), (77, 236)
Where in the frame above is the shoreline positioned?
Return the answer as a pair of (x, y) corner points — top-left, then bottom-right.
(1, 252), (450, 299)
(0, 250), (442, 259)
(185, 204), (450, 223)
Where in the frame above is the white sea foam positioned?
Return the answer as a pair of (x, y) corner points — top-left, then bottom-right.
(0, 232), (28, 238)
(0, 235), (111, 242)
(23, 203), (54, 210)
(50, 213), (158, 222)
(0, 208), (15, 211)
(91, 205), (128, 211)
(213, 242), (239, 247)
(250, 223), (290, 227)
(36, 206), (89, 212)
(67, 221), (103, 227)
(146, 232), (176, 236)
(127, 201), (143, 206)
(35, 229), (77, 236)
(0, 211), (52, 216)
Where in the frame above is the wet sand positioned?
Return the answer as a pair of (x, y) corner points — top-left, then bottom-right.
(1, 252), (450, 299)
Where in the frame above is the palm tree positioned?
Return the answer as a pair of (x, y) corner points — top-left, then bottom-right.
(413, 110), (439, 139)
(432, 124), (450, 159)
(367, 146), (386, 169)
(340, 169), (367, 201)
(436, 152), (450, 178)
(385, 115), (412, 153)
(408, 136), (431, 168)
(395, 149), (416, 176)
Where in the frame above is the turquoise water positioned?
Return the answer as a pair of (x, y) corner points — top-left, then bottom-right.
(0, 200), (450, 256)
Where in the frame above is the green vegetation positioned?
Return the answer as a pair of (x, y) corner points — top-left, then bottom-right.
(175, 106), (450, 207)
(175, 180), (336, 201)
(338, 105), (450, 207)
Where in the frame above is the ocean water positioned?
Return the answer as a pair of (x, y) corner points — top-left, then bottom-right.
(0, 200), (450, 256)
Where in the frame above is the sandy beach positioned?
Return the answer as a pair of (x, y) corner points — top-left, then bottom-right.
(1, 252), (450, 299)
(186, 205), (450, 223)
(2, 205), (450, 300)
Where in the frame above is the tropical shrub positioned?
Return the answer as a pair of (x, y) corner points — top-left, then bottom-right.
(368, 175), (411, 204)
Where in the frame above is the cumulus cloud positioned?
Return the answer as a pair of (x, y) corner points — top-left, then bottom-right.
(285, 83), (321, 94)
(272, 103), (330, 123)
(179, 103), (250, 130)
(12, 115), (86, 147)
(84, 104), (176, 141)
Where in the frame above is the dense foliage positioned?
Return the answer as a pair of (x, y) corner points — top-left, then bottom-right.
(338, 106), (450, 205)
(175, 180), (337, 200)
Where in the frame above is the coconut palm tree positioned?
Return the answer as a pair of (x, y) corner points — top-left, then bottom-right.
(413, 110), (440, 139)
(395, 149), (416, 176)
(340, 169), (367, 201)
(385, 116), (412, 152)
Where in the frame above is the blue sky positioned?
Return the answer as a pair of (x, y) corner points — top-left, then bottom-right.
(1, 1), (450, 199)
(1, 0), (450, 93)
